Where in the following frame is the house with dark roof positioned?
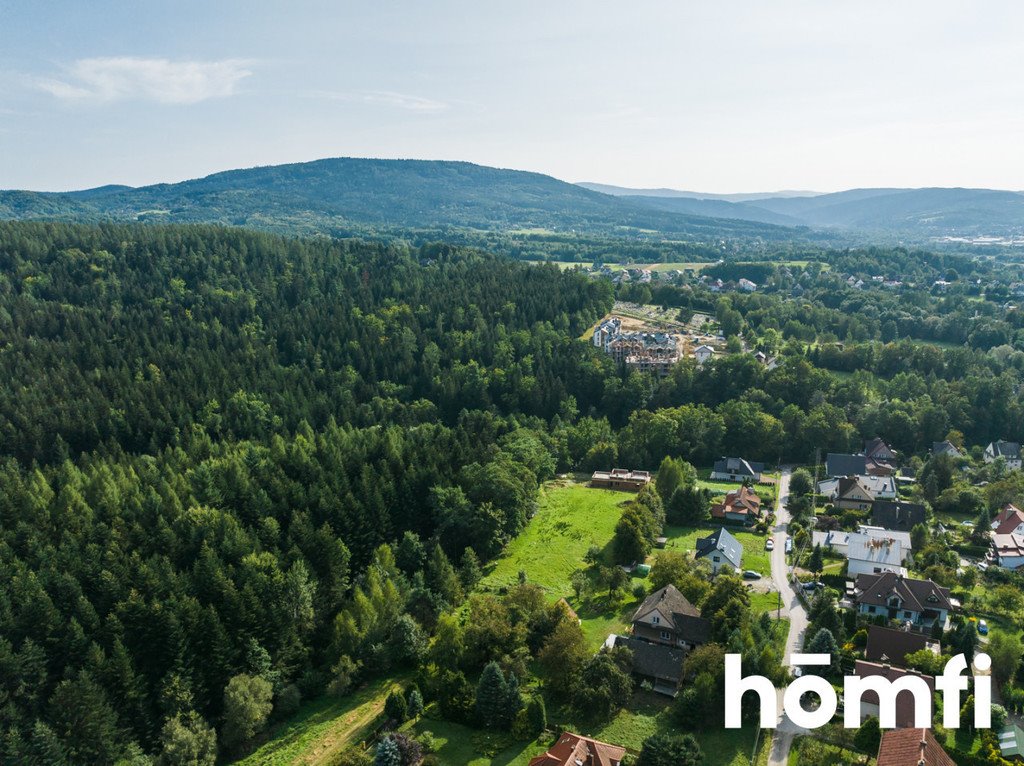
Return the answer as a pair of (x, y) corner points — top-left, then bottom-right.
(985, 440), (1022, 470)
(865, 625), (940, 666)
(711, 485), (762, 524)
(864, 437), (897, 463)
(876, 728), (956, 766)
(612, 635), (686, 696)
(825, 453), (867, 478)
(695, 527), (743, 573)
(854, 661), (935, 728)
(630, 584), (711, 651)
(852, 572), (953, 629)
(819, 474), (896, 500)
(832, 477), (876, 511)
(932, 440), (963, 458)
(528, 732), (626, 766)
(871, 500), (927, 532)
(710, 457), (765, 482)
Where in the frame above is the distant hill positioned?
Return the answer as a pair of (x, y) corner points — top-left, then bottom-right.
(0, 158), (799, 241)
(577, 182), (821, 202)
(580, 182), (1024, 238)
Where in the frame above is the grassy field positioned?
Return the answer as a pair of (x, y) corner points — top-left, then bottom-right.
(235, 676), (406, 766)
(480, 482), (632, 594)
(659, 524), (772, 576)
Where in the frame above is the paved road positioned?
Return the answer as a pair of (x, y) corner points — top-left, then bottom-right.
(766, 467), (811, 766)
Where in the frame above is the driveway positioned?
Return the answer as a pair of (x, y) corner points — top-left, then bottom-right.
(766, 466), (810, 766)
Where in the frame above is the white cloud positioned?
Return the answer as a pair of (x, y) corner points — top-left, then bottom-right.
(36, 57), (253, 105)
(310, 89), (448, 112)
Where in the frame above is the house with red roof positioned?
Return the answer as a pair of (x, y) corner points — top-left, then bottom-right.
(528, 732), (626, 766)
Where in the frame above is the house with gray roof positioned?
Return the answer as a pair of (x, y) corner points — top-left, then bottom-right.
(825, 453), (868, 478)
(695, 527), (743, 573)
(711, 457), (765, 482)
(985, 440), (1022, 470)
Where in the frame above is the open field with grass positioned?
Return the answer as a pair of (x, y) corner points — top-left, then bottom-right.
(480, 482), (632, 594)
(235, 676), (406, 766)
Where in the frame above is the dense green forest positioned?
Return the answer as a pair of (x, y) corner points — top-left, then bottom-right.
(4, 222), (1024, 763)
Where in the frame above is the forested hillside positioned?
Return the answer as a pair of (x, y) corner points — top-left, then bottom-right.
(0, 159), (800, 242)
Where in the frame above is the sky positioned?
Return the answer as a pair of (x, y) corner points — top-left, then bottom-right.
(2, 0), (1024, 193)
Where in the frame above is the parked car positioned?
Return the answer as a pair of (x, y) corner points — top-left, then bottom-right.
(978, 619), (989, 635)
(785, 538), (793, 554)
(802, 581), (824, 591)
(765, 539), (775, 551)
(743, 570), (762, 580)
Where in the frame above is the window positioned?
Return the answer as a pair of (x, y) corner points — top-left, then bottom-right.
(651, 616), (659, 625)
(904, 611), (912, 619)
(660, 631), (671, 641)
(867, 606), (876, 614)
(713, 556), (720, 562)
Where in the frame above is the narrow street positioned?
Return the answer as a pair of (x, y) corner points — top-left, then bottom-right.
(766, 466), (810, 766)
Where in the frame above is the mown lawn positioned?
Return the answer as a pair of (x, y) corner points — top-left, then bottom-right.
(410, 718), (541, 766)
(660, 524), (772, 575)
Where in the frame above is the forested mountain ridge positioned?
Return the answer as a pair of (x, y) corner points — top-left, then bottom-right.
(579, 182), (1024, 238)
(0, 158), (801, 241)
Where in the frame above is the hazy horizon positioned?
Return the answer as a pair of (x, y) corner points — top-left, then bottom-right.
(3, 1), (1024, 193)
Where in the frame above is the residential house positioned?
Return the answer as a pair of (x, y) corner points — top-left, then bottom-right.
(831, 477), (876, 511)
(846, 533), (908, 577)
(818, 474), (897, 501)
(738, 278), (757, 292)
(528, 732), (626, 766)
(852, 572), (952, 629)
(612, 636), (687, 696)
(865, 625), (940, 666)
(992, 533), (1024, 570)
(590, 469), (651, 491)
(876, 728), (956, 766)
(864, 437), (897, 463)
(812, 526), (912, 559)
(871, 500), (927, 532)
(854, 662), (935, 728)
(630, 584), (711, 652)
(694, 344), (714, 365)
(985, 441), (1023, 470)
(931, 440), (963, 459)
(711, 457), (765, 482)
(711, 485), (762, 524)
(992, 504), (1024, 535)
(825, 453), (868, 478)
(990, 505), (1024, 569)
(695, 527), (743, 573)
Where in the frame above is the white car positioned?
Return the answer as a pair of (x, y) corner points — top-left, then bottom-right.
(765, 539), (775, 551)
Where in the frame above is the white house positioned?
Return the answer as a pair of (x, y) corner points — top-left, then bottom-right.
(993, 534), (1024, 570)
(695, 528), (743, 574)
(694, 345), (714, 365)
(738, 278), (757, 292)
(845, 533), (908, 578)
(985, 441), (1022, 470)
